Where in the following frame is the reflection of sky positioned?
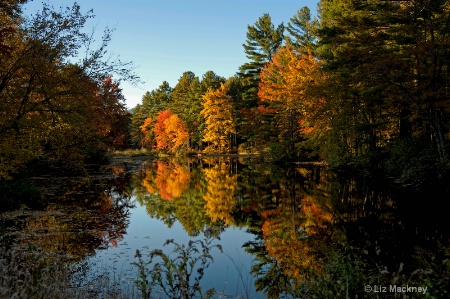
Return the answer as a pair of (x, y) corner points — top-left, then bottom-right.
(83, 198), (265, 298)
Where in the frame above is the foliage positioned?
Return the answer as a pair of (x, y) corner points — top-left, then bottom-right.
(285, 6), (318, 54)
(95, 77), (131, 150)
(238, 13), (284, 106)
(202, 159), (238, 225)
(316, 0), (450, 171)
(153, 110), (189, 153)
(0, 0), (27, 56)
(133, 231), (223, 299)
(131, 82), (173, 148)
(201, 84), (236, 153)
(0, 2), (137, 179)
(259, 46), (321, 159)
(140, 118), (154, 147)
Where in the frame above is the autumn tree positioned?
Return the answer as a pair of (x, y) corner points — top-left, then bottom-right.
(95, 77), (131, 150)
(167, 71), (225, 150)
(258, 46), (321, 159)
(201, 84), (236, 153)
(131, 81), (172, 147)
(0, 0), (27, 56)
(0, 3), (137, 178)
(153, 110), (189, 153)
(164, 114), (190, 152)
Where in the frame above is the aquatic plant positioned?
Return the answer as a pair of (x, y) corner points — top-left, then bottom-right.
(133, 230), (222, 299)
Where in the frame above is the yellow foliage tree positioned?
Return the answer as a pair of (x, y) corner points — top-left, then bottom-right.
(259, 46), (319, 112)
(200, 84), (236, 153)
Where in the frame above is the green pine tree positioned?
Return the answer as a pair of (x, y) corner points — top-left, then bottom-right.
(285, 6), (318, 54)
(238, 13), (284, 107)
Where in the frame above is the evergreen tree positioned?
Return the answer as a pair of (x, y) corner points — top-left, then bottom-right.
(168, 71), (225, 150)
(142, 81), (173, 118)
(317, 0), (450, 171)
(130, 104), (147, 148)
(200, 70), (225, 93)
(238, 13), (284, 106)
(169, 71), (201, 148)
(285, 6), (318, 54)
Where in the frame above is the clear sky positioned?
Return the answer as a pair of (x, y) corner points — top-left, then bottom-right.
(23, 0), (319, 109)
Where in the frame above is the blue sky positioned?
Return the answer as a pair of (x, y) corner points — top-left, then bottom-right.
(23, 0), (319, 108)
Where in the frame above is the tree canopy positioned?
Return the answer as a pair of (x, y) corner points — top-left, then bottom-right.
(0, 2), (136, 178)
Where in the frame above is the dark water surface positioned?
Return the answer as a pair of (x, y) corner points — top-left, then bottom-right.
(1, 157), (449, 298)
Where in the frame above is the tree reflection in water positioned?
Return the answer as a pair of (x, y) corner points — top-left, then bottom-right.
(1, 158), (448, 298)
(241, 164), (450, 298)
(0, 163), (134, 264)
(132, 157), (449, 298)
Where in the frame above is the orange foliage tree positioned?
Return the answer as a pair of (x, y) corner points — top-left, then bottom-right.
(258, 46), (321, 157)
(141, 160), (191, 200)
(153, 110), (189, 153)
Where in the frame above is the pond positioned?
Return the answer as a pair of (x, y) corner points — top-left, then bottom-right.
(1, 157), (449, 298)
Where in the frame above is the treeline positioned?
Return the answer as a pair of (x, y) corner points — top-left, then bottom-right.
(2, 0), (450, 182)
(0, 1), (136, 179)
(131, 0), (450, 181)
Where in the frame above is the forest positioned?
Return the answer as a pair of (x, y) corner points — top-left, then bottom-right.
(131, 0), (450, 186)
(1, 1), (450, 298)
(2, 0), (450, 185)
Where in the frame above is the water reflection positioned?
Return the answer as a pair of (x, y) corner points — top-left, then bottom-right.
(133, 158), (224, 237)
(239, 164), (450, 298)
(135, 158), (449, 298)
(1, 157), (448, 298)
(0, 168), (134, 263)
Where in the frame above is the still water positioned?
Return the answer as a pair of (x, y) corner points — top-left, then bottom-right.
(84, 203), (261, 298)
(1, 157), (449, 298)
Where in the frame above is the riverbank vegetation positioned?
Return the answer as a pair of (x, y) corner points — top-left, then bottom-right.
(0, 1), (136, 182)
(3, 2), (449, 297)
(2, 0), (450, 186)
(129, 0), (450, 186)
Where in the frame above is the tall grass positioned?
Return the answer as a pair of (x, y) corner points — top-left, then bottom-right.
(0, 246), (139, 299)
(132, 232), (223, 299)
(0, 231), (254, 299)
(0, 247), (75, 299)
